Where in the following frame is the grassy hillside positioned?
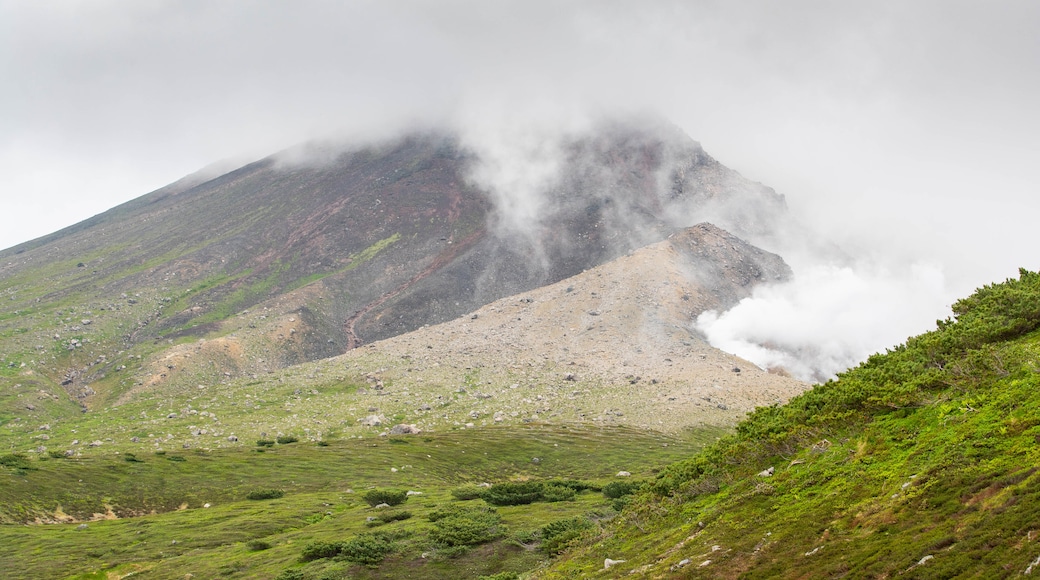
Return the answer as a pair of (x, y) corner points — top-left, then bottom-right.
(0, 424), (723, 579)
(540, 268), (1040, 578)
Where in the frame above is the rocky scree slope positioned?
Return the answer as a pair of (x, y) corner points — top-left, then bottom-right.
(1, 223), (807, 454)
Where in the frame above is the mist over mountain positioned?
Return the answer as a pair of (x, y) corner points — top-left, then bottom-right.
(0, 118), (801, 419)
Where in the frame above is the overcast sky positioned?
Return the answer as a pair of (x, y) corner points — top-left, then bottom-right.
(2, 1), (1037, 295)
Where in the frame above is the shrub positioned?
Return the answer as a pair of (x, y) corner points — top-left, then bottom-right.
(274, 569), (305, 580)
(165, 455), (186, 462)
(429, 505), (504, 547)
(123, 453), (144, 463)
(256, 439), (275, 447)
(602, 480), (643, 499)
(0, 453), (33, 470)
(541, 517), (593, 554)
(362, 488), (408, 507)
(379, 510), (412, 523)
(246, 488), (284, 500)
(316, 440), (329, 446)
(365, 510), (413, 527)
(338, 532), (395, 565)
(47, 450), (66, 459)
(545, 479), (599, 492)
(540, 483), (576, 502)
(246, 539), (272, 551)
(479, 573), (520, 580)
(481, 481), (544, 506)
(276, 435), (299, 444)
(451, 484), (485, 500)
(301, 541), (343, 562)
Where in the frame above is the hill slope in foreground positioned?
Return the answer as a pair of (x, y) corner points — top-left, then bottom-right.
(540, 269), (1040, 579)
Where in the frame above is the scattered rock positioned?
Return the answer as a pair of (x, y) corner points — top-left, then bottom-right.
(757, 466), (775, 477)
(389, 424), (421, 435)
(616, 471), (631, 477)
(77, 524), (88, 530)
(360, 415), (385, 427)
(604, 558), (626, 570)
(671, 558), (691, 571)
(406, 490), (423, 496)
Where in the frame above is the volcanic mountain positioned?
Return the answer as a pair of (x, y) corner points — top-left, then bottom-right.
(0, 120), (788, 394)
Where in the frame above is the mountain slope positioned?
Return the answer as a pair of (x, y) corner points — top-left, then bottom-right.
(539, 269), (1040, 578)
(0, 120), (788, 425)
(0, 223), (806, 459)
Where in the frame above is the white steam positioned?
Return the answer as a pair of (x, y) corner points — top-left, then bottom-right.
(455, 103), (593, 236)
(695, 260), (954, 383)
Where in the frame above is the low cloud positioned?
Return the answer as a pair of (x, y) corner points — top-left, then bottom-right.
(695, 259), (953, 383)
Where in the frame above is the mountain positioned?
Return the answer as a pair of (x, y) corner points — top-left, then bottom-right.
(0, 119), (791, 427)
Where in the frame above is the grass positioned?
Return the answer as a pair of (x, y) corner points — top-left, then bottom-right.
(0, 423), (717, 579)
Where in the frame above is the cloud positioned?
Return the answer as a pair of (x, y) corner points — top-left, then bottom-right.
(695, 259), (953, 382)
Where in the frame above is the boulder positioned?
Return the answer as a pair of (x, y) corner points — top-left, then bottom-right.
(360, 414), (386, 427)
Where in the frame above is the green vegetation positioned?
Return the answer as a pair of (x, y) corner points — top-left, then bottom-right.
(246, 488), (285, 500)
(542, 269), (1040, 578)
(361, 488), (408, 507)
(0, 425), (704, 579)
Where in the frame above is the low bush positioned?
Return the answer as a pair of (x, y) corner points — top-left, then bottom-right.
(481, 481), (544, 506)
(602, 480), (643, 499)
(451, 484), (485, 500)
(362, 488), (407, 507)
(246, 539), (272, 551)
(338, 532), (396, 565)
(274, 569), (305, 580)
(256, 439), (275, 447)
(276, 435), (299, 444)
(429, 505), (504, 547)
(540, 483), (576, 502)
(301, 541), (342, 562)
(0, 453), (33, 470)
(246, 488), (284, 500)
(541, 517), (593, 554)
(379, 510), (412, 523)
(545, 479), (599, 492)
